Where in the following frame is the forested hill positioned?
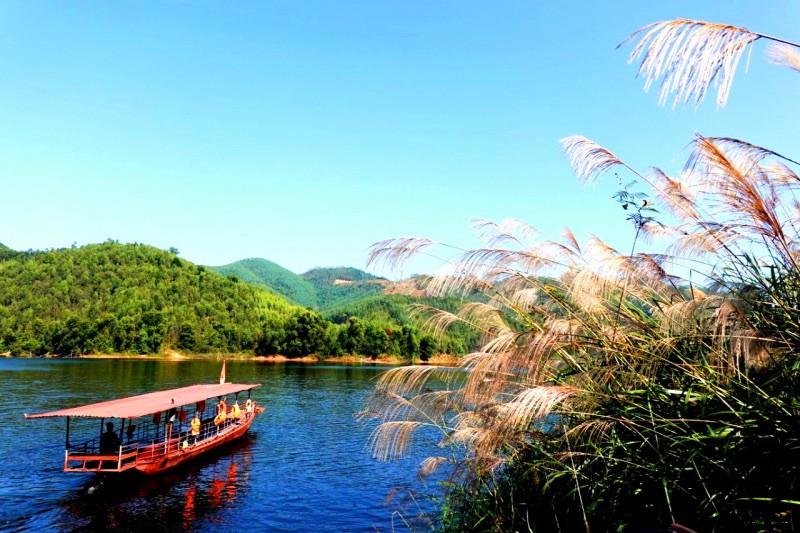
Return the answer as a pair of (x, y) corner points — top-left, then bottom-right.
(207, 260), (481, 354)
(301, 266), (386, 310)
(209, 259), (389, 312)
(0, 243), (479, 359)
(210, 258), (318, 308)
(0, 243), (19, 261)
(0, 241), (300, 355)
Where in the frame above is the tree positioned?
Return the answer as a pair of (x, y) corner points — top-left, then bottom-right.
(283, 310), (327, 357)
(417, 335), (435, 362)
(340, 316), (365, 354)
(362, 323), (389, 359)
(135, 310), (165, 354)
(394, 325), (418, 361)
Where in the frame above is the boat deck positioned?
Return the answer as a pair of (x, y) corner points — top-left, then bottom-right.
(64, 412), (257, 474)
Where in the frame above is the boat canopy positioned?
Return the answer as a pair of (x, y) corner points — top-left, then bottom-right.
(24, 383), (261, 420)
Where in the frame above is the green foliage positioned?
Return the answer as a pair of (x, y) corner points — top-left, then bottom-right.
(418, 335), (436, 362)
(613, 176), (660, 235)
(364, 20), (800, 532)
(302, 266), (386, 310)
(362, 323), (389, 359)
(282, 309), (329, 358)
(324, 294), (479, 356)
(324, 294), (412, 324)
(212, 261), (479, 358)
(0, 243), (474, 360)
(394, 325), (419, 361)
(441, 351), (800, 532)
(210, 262), (390, 312)
(0, 241), (300, 355)
(340, 316), (366, 354)
(210, 258), (318, 308)
(0, 243), (21, 262)
(302, 266), (379, 285)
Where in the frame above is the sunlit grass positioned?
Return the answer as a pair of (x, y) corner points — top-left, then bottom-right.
(364, 18), (800, 532)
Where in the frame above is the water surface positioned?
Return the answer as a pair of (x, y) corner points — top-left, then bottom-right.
(0, 359), (441, 532)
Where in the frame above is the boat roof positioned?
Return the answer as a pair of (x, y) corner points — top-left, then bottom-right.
(24, 383), (260, 420)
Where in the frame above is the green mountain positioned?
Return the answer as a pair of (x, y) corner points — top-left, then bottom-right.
(301, 266), (387, 311)
(0, 245), (478, 358)
(208, 260), (391, 312)
(321, 292), (481, 355)
(210, 258), (318, 308)
(0, 241), (301, 356)
(208, 262), (482, 354)
(0, 243), (21, 262)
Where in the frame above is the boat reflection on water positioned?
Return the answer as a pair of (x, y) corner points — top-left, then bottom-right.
(182, 456), (242, 530)
(56, 436), (254, 532)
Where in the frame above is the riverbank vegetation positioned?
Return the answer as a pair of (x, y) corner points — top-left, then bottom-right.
(364, 19), (800, 531)
(0, 241), (476, 360)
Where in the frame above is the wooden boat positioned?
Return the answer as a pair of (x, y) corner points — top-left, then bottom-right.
(24, 368), (262, 476)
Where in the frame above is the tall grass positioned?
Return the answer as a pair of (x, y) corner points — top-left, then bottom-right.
(363, 19), (800, 532)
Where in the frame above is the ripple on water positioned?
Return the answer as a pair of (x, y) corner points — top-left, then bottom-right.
(1, 360), (443, 532)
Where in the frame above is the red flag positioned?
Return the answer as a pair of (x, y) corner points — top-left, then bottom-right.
(219, 361), (226, 384)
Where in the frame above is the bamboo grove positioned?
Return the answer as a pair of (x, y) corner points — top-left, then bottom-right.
(363, 19), (800, 531)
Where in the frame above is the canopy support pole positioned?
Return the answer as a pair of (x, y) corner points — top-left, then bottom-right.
(65, 416), (70, 448)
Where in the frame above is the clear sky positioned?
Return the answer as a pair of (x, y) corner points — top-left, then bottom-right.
(1, 1), (798, 277)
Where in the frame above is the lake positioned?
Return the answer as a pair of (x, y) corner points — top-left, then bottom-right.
(0, 359), (443, 532)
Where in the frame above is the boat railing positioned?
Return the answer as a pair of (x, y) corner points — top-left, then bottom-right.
(62, 408), (253, 473)
(67, 435), (101, 455)
(131, 412), (247, 462)
(64, 440), (140, 473)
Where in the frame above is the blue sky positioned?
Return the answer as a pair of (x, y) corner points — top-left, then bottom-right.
(1, 1), (798, 277)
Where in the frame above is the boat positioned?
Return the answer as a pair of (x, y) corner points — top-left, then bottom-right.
(24, 366), (263, 475)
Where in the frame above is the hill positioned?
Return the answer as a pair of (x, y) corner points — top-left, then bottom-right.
(321, 290), (482, 355)
(301, 266), (387, 311)
(0, 241), (301, 355)
(0, 243), (22, 262)
(0, 244), (479, 358)
(208, 261), (393, 312)
(207, 262), (482, 355)
(210, 258), (318, 308)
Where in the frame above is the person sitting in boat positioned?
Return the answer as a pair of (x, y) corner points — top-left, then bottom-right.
(100, 422), (121, 455)
(190, 413), (201, 444)
(126, 424), (136, 443)
(214, 398), (228, 426)
(245, 399), (253, 416)
(230, 401), (241, 419)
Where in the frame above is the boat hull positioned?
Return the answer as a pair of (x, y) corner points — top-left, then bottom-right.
(134, 413), (257, 475)
(64, 410), (263, 475)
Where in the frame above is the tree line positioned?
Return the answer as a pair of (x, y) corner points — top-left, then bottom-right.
(0, 241), (460, 359)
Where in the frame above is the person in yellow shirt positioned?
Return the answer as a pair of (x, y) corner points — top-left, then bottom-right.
(190, 414), (201, 444)
(214, 398), (227, 427)
(217, 398), (227, 416)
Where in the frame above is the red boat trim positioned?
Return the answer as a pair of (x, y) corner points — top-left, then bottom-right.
(24, 383), (261, 419)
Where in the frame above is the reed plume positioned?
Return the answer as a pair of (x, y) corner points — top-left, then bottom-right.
(366, 127), (800, 527)
(622, 19), (800, 109)
(365, 17), (800, 532)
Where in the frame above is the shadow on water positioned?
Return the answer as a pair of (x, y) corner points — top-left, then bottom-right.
(3, 359), (444, 532)
(56, 436), (255, 532)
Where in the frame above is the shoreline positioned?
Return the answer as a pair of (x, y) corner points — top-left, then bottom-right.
(5, 350), (461, 366)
